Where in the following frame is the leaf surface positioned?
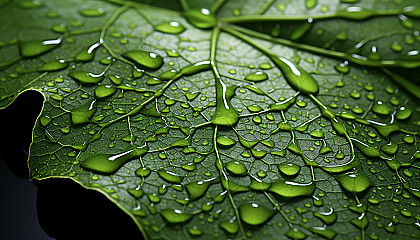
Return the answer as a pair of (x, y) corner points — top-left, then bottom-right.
(1, 0), (420, 239)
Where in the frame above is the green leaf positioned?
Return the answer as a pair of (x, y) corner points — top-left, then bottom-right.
(1, 0), (420, 239)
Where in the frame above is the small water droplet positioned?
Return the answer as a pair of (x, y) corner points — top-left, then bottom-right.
(182, 8), (217, 29)
(79, 8), (106, 17)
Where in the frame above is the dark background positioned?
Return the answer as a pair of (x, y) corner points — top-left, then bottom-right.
(0, 91), (144, 240)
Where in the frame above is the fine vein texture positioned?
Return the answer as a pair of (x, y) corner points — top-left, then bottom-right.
(1, 0), (420, 239)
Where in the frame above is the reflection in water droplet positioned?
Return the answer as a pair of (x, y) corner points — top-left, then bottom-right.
(68, 70), (105, 84)
(244, 71), (268, 82)
(278, 163), (301, 177)
(225, 161), (247, 176)
(79, 8), (106, 17)
(70, 100), (97, 124)
(269, 181), (315, 197)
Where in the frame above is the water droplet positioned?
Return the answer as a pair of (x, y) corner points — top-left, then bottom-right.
(278, 163), (301, 177)
(225, 161), (247, 176)
(247, 104), (263, 112)
(19, 0), (43, 9)
(122, 50), (163, 70)
(305, 0), (317, 9)
(157, 170), (184, 183)
(188, 226), (202, 236)
(238, 203), (276, 225)
(219, 218), (239, 234)
(251, 148), (267, 158)
(211, 84), (239, 126)
(38, 60), (68, 72)
(291, 18), (313, 40)
(185, 91), (200, 101)
(128, 186), (144, 198)
(68, 70), (105, 84)
(396, 106), (412, 120)
(372, 101), (390, 115)
(269, 181), (315, 197)
(351, 212), (369, 229)
(70, 100), (97, 124)
(135, 167), (151, 177)
(380, 142), (398, 155)
(79, 8), (105, 17)
(286, 228), (306, 240)
(336, 169), (372, 193)
(216, 136), (236, 147)
(244, 71), (268, 82)
(19, 38), (61, 58)
(314, 208), (337, 225)
(80, 145), (149, 174)
(271, 56), (319, 94)
(186, 177), (219, 200)
(309, 130), (324, 138)
(95, 85), (117, 98)
(160, 209), (193, 223)
(182, 8), (217, 29)
(155, 21), (185, 34)
(75, 42), (101, 62)
(180, 60), (211, 75)
(336, 7), (375, 20)
(390, 41), (403, 52)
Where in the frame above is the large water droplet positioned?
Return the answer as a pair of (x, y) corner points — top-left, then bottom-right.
(157, 170), (184, 183)
(75, 42), (101, 62)
(186, 177), (219, 200)
(216, 136), (236, 147)
(238, 203), (276, 225)
(122, 50), (163, 70)
(182, 8), (217, 29)
(70, 100), (97, 124)
(155, 21), (186, 34)
(271, 56), (319, 94)
(160, 209), (193, 223)
(314, 208), (337, 225)
(68, 70), (105, 84)
(38, 60), (68, 72)
(336, 169), (372, 193)
(219, 218), (239, 234)
(80, 145), (149, 174)
(79, 8), (106, 17)
(244, 71), (268, 82)
(19, 38), (61, 58)
(269, 181), (315, 197)
(95, 85), (117, 98)
(278, 163), (301, 177)
(225, 161), (247, 176)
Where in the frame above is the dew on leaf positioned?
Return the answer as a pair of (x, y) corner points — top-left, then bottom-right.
(19, 39), (61, 58)
(68, 70), (105, 84)
(336, 169), (372, 193)
(272, 56), (319, 94)
(79, 8), (105, 17)
(157, 170), (184, 183)
(182, 8), (216, 29)
(278, 163), (301, 177)
(238, 203), (276, 225)
(155, 21), (185, 34)
(80, 145), (149, 174)
(216, 136), (236, 147)
(75, 42), (101, 62)
(244, 71), (268, 82)
(225, 161), (247, 176)
(396, 106), (412, 120)
(70, 100), (97, 124)
(186, 177), (219, 201)
(286, 228), (306, 240)
(95, 85), (117, 98)
(122, 50), (163, 70)
(135, 167), (151, 177)
(219, 218), (239, 234)
(38, 60), (68, 72)
(269, 181), (315, 197)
